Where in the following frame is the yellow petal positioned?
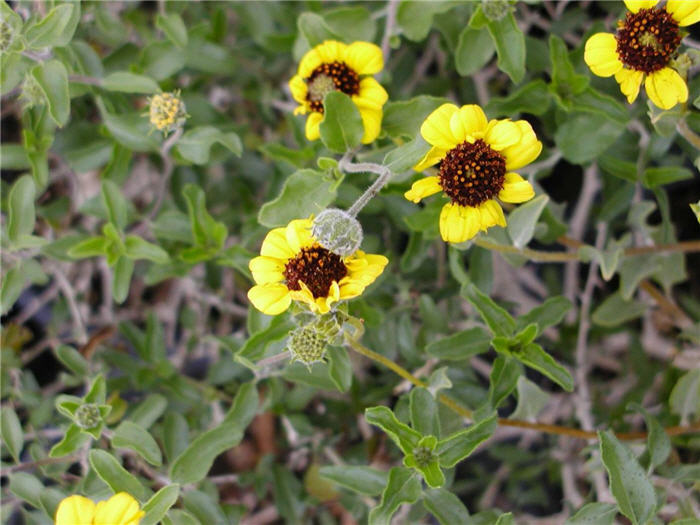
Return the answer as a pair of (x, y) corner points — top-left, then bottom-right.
(249, 256), (285, 285)
(353, 77), (388, 110)
(260, 227), (294, 259)
(450, 104), (489, 142)
(338, 281), (365, 299)
(404, 177), (442, 203)
(414, 146), (447, 172)
(644, 68), (688, 110)
(623, 0), (657, 13)
(56, 495), (96, 525)
(298, 48), (323, 78)
(614, 68), (644, 103)
(478, 200), (506, 230)
(498, 172), (535, 203)
(584, 33), (623, 77)
(289, 75), (308, 104)
(420, 103), (460, 149)
(285, 218), (314, 253)
(501, 120), (542, 171)
(305, 112), (323, 141)
(315, 40), (347, 63)
(346, 251), (388, 286)
(247, 283), (292, 315)
(359, 108), (383, 144)
(344, 41), (384, 74)
(293, 105), (307, 115)
(484, 119), (522, 151)
(94, 493), (144, 525)
(439, 203), (481, 243)
(667, 0), (700, 26)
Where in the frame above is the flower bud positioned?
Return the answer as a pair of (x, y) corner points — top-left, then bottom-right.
(312, 208), (363, 257)
(481, 0), (510, 21)
(288, 325), (327, 366)
(147, 92), (187, 135)
(20, 74), (45, 109)
(74, 403), (102, 429)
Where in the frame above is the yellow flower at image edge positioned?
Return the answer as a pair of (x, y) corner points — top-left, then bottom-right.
(405, 103), (541, 244)
(584, 0), (700, 110)
(289, 40), (389, 144)
(247, 218), (388, 315)
(55, 492), (144, 525)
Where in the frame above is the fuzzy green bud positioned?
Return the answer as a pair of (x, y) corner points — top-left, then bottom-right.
(312, 208), (363, 257)
(288, 325), (327, 365)
(481, 0), (510, 21)
(74, 403), (102, 429)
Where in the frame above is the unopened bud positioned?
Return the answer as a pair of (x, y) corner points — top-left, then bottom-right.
(481, 0), (510, 21)
(312, 209), (363, 257)
(20, 74), (45, 109)
(148, 92), (187, 135)
(288, 325), (327, 366)
(74, 403), (102, 429)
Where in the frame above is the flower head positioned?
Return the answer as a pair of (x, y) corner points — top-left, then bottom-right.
(147, 91), (187, 135)
(404, 103), (540, 244)
(247, 218), (388, 315)
(55, 492), (144, 525)
(584, 0), (700, 110)
(289, 40), (389, 144)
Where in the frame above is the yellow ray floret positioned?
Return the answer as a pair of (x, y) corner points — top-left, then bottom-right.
(56, 492), (144, 525)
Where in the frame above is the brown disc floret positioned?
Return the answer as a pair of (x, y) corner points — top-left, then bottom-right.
(438, 139), (507, 207)
(305, 61), (360, 113)
(284, 245), (348, 298)
(616, 7), (681, 74)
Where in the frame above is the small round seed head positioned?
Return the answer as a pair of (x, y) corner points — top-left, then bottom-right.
(74, 403), (102, 429)
(148, 92), (187, 134)
(288, 325), (327, 365)
(312, 209), (363, 257)
(481, 0), (511, 21)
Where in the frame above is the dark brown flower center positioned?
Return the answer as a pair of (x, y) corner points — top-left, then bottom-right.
(305, 61), (360, 113)
(283, 245), (348, 298)
(616, 7), (681, 74)
(438, 139), (506, 207)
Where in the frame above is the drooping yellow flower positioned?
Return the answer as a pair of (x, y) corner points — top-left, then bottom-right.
(55, 492), (144, 525)
(289, 40), (389, 144)
(584, 0), (700, 110)
(247, 218), (388, 315)
(404, 104), (541, 244)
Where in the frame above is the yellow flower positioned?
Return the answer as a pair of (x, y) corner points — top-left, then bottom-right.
(404, 103), (541, 244)
(147, 92), (187, 134)
(55, 492), (144, 525)
(289, 40), (389, 144)
(247, 218), (388, 315)
(584, 0), (700, 110)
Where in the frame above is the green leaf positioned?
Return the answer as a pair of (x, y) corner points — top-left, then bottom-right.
(425, 326), (492, 361)
(669, 368), (700, 423)
(436, 413), (497, 468)
(455, 26), (494, 76)
(319, 466), (388, 496)
(297, 12), (340, 47)
(182, 184), (228, 249)
(383, 136), (431, 173)
(50, 423), (90, 457)
(0, 144), (31, 170)
(24, 3), (79, 49)
(461, 284), (516, 336)
(112, 256), (134, 304)
(176, 126), (242, 165)
(488, 356), (521, 409)
(397, 1), (455, 42)
(0, 266), (25, 315)
(258, 169), (341, 228)
(89, 449), (150, 501)
(237, 315), (295, 363)
(514, 343), (573, 392)
(507, 195), (548, 249)
(422, 488), (471, 525)
(486, 12), (526, 83)
(141, 485), (181, 525)
(67, 236), (111, 259)
(156, 13), (188, 49)
(382, 96), (448, 139)
(549, 35), (589, 99)
(555, 113), (624, 164)
(102, 72), (160, 94)
(162, 413), (189, 463)
(628, 404), (670, 473)
(101, 179), (128, 230)
(1, 407), (23, 462)
(182, 490), (228, 525)
(409, 387), (439, 438)
(564, 502), (617, 525)
(510, 376), (550, 421)
(486, 79), (552, 116)
(324, 6), (376, 42)
(598, 430), (656, 525)
(170, 382), (258, 484)
(328, 345), (352, 392)
(515, 296), (572, 335)
(30, 60), (70, 127)
(365, 406), (422, 455)
(592, 292), (647, 327)
(618, 256), (661, 300)
(496, 513), (515, 525)
(319, 91), (364, 153)
(367, 467), (422, 525)
(124, 236), (170, 264)
(55, 345), (89, 377)
(7, 175), (36, 243)
(9, 472), (43, 508)
(96, 98), (160, 153)
(642, 166), (693, 188)
(130, 394), (168, 430)
(111, 421), (163, 466)
(271, 465), (304, 525)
